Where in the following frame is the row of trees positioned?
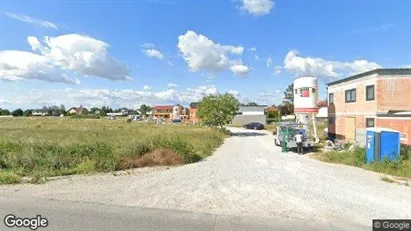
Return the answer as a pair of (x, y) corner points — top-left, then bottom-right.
(0, 104), (154, 117)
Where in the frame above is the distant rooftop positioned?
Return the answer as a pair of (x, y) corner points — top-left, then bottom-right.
(326, 68), (411, 86)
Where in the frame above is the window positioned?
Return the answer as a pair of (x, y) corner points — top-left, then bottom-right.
(312, 88), (316, 93)
(345, 89), (356, 103)
(366, 85), (375, 101)
(366, 118), (375, 127)
(294, 89), (297, 94)
(329, 93), (334, 104)
(328, 117), (335, 125)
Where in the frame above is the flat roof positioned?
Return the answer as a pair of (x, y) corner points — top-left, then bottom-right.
(326, 68), (411, 86)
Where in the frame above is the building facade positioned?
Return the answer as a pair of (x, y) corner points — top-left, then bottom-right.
(231, 106), (267, 126)
(327, 68), (411, 145)
(189, 102), (200, 123)
(153, 105), (173, 119)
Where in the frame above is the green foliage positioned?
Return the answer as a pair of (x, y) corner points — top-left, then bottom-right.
(246, 102), (258, 106)
(0, 171), (21, 184)
(0, 108), (10, 116)
(23, 109), (33, 117)
(400, 144), (411, 161)
(284, 83), (294, 103)
(0, 118), (226, 183)
(11, 108), (24, 117)
(139, 104), (152, 116)
(197, 93), (240, 128)
(315, 147), (410, 178)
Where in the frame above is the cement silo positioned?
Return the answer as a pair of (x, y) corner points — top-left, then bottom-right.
(293, 77), (319, 142)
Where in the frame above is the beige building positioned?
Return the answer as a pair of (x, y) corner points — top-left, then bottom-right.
(327, 68), (411, 145)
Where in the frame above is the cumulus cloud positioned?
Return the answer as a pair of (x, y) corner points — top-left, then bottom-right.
(283, 50), (381, 79)
(144, 48), (164, 60)
(167, 83), (178, 89)
(177, 30), (249, 75)
(27, 34), (131, 81)
(227, 90), (240, 96)
(143, 85), (152, 91)
(3, 85), (223, 109)
(239, 0), (275, 16)
(4, 12), (58, 30)
(254, 55), (260, 60)
(0, 50), (80, 84)
(266, 57), (272, 68)
(229, 64), (250, 75)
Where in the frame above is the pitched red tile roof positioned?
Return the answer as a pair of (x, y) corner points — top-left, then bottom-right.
(154, 105), (174, 110)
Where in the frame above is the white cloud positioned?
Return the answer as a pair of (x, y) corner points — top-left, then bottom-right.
(259, 92), (272, 97)
(283, 50), (381, 79)
(141, 43), (155, 48)
(275, 89), (282, 94)
(27, 34), (131, 81)
(4, 12), (58, 30)
(167, 83), (178, 88)
(144, 48), (164, 60)
(401, 65), (411, 68)
(248, 47), (257, 52)
(227, 90), (240, 96)
(143, 85), (152, 91)
(168, 61), (174, 66)
(274, 65), (282, 75)
(177, 30), (247, 74)
(239, 0), (275, 16)
(254, 55), (260, 60)
(0, 50), (80, 84)
(229, 64), (250, 75)
(266, 57), (272, 68)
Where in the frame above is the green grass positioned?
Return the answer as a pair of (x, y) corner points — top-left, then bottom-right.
(0, 117), (227, 184)
(380, 176), (396, 183)
(312, 146), (411, 178)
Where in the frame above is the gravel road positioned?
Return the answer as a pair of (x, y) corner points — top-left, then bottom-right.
(1, 127), (410, 228)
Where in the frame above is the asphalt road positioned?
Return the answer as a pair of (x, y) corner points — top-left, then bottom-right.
(0, 196), (364, 231)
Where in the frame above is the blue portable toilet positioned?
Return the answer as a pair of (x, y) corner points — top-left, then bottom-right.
(366, 128), (401, 164)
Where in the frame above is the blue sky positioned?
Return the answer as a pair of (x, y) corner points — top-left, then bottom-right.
(0, 0), (410, 110)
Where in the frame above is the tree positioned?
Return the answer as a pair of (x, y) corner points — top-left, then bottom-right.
(139, 104), (152, 116)
(11, 108), (24, 117)
(197, 93), (239, 129)
(81, 108), (89, 115)
(90, 107), (101, 115)
(0, 108), (10, 115)
(23, 109), (33, 117)
(246, 102), (258, 106)
(278, 102), (294, 115)
(284, 83), (294, 103)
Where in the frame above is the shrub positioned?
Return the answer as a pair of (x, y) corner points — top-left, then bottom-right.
(400, 144), (411, 161)
(0, 171), (21, 184)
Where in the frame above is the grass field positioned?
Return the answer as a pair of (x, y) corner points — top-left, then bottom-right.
(312, 146), (411, 178)
(0, 118), (227, 184)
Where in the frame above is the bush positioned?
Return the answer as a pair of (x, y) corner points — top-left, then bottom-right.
(0, 171), (21, 184)
(400, 144), (411, 161)
(70, 114), (100, 119)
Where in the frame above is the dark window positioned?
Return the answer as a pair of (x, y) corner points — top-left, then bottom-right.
(312, 88), (316, 93)
(366, 85), (375, 101)
(328, 117), (335, 125)
(366, 118), (375, 127)
(329, 93), (334, 104)
(294, 89), (297, 94)
(345, 89), (356, 103)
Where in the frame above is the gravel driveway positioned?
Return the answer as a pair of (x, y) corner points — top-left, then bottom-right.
(1, 127), (410, 228)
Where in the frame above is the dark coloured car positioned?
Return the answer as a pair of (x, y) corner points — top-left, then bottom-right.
(244, 122), (264, 130)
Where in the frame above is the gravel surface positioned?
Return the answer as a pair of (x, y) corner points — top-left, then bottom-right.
(1, 127), (410, 228)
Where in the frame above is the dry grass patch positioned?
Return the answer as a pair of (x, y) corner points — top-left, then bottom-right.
(118, 149), (184, 168)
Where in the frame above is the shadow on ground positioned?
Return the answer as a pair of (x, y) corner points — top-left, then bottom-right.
(231, 132), (267, 137)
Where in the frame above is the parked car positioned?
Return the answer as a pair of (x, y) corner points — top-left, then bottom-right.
(244, 122), (264, 130)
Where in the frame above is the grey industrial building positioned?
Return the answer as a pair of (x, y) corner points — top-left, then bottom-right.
(231, 106), (267, 126)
